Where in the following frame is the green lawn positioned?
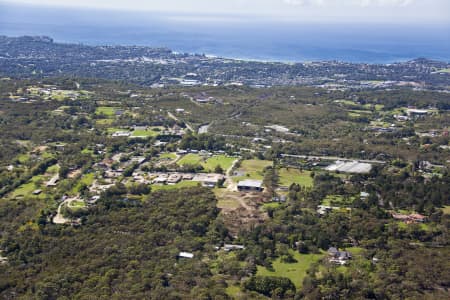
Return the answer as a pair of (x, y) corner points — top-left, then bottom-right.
(202, 155), (236, 172)
(80, 173), (95, 186)
(81, 148), (95, 155)
(41, 152), (55, 160)
(10, 175), (45, 198)
(395, 221), (432, 232)
(46, 164), (60, 174)
(106, 127), (127, 134)
(50, 91), (70, 101)
(278, 168), (313, 188)
(374, 104), (384, 111)
(151, 181), (200, 191)
(16, 153), (30, 164)
(131, 127), (162, 137)
(72, 173), (95, 194)
(233, 159), (273, 182)
(225, 283), (242, 298)
(262, 202), (282, 210)
(56, 105), (70, 111)
(160, 152), (177, 160)
(96, 119), (114, 125)
(346, 247), (364, 256)
(257, 250), (325, 288)
(321, 195), (355, 207)
(69, 200), (86, 209)
(335, 100), (359, 107)
(177, 154), (203, 166)
(363, 104), (384, 111)
(95, 106), (116, 117)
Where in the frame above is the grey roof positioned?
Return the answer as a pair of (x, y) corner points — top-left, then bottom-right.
(237, 179), (263, 188)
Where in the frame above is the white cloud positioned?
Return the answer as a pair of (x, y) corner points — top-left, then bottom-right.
(1, 0), (448, 24)
(283, 0), (324, 5)
(283, 0), (415, 6)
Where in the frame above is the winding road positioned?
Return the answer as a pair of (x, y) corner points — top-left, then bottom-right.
(167, 111), (195, 132)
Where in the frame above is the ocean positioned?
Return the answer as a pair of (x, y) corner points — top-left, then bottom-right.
(1, 3), (449, 64)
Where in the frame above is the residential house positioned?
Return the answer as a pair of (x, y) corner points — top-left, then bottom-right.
(328, 247), (352, 265)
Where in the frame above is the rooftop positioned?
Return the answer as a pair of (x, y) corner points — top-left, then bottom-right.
(237, 179), (263, 188)
(178, 252), (194, 259)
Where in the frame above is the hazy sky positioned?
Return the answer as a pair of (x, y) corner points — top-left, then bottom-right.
(1, 0), (449, 23)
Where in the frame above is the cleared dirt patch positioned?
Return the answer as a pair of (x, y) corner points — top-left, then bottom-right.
(215, 189), (269, 236)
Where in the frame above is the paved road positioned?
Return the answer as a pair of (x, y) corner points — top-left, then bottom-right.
(53, 197), (78, 224)
(225, 159), (240, 192)
(167, 111), (195, 132)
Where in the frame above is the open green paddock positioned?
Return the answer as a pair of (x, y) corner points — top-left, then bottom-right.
(202, 155), (236, 172)
(151, 181), (200, 191)
(177, 154), (236, 172)
(95, 106), (117, 117)
(233, 159), (273, 182)
(131, 127), (164, 137)
(278, 168), (313, 188)
(257, 250), (325, 289)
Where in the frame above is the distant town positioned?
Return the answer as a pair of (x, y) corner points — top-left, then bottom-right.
(1, 36), (450, 91)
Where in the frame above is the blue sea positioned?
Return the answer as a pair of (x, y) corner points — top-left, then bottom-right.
(1, 3), (449, 63)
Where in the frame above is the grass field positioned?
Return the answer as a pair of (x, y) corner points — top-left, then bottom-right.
(363, 104), (384, 111)
(257, 250), (324, 288)
(177, 154), (203, 166)
(151, 181), (200, 191)
(46, 164), (59, 174)
(225, 284), (242, 298)
(202, 155), (236, 172)
(69, 200), (87, 209)
(262, 202), (282, 210)
(95, 107), (116, 117)
(50, 90), (74, 101)
(10, 175), (45, 198)
(346, 247), (364, 256)
(72, 173), (95, 194)
(278, 168), (313, 188)
(106, 127), (127, 134)
(41, 152), (56, 160)
(159, 152), (177, 160)
(335, 100), (358, 107)
(81, 148), (95, 155)
(396, 221), (432, 232)
(233, 159), (273, 182)
(96, 119), (114, 125)
(17, 153), (30, 164)
(321, 194), (355, 207)
(131, 127), (164, 137)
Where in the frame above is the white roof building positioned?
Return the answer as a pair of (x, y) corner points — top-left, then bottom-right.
(178, 252), (194, 259)
(237, 179), (264, 191)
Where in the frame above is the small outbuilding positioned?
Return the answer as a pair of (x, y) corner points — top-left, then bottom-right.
(224, 244), (246, 251)
(178, 252), (194, 259)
